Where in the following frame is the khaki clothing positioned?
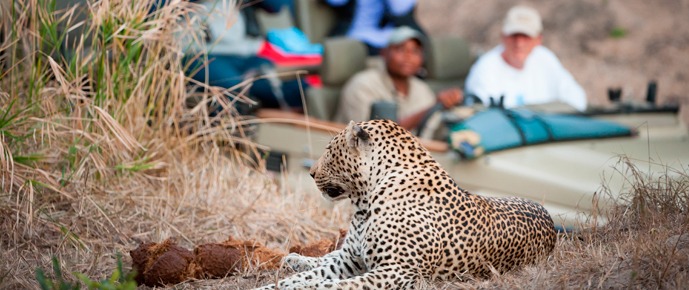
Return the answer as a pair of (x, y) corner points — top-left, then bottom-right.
(334, 67), (436, 125)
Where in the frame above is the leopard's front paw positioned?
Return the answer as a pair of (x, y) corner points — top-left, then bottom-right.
(282, 253), (319, 272)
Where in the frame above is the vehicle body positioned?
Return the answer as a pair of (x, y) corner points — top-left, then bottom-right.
(252, 10), (688, 229)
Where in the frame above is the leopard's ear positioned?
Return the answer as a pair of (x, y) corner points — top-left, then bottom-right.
(346, 121), (370, 150)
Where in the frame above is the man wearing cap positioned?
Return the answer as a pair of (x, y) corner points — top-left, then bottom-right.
(334, 26), (463, 132)
(465, 5), (587, 111)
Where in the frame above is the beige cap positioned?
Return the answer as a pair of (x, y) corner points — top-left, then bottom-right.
(387, 26), (425, 47)
(502, 6), (542, 37)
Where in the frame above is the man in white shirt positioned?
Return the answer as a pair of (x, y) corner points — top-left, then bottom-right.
(465, 5), (587, 111)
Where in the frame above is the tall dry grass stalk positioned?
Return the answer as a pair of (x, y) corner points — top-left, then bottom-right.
(0, 0), (348, 288)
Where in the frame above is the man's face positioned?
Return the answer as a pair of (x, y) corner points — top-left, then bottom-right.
(501, 33), (542, 69)
(383, 39), (424, 78)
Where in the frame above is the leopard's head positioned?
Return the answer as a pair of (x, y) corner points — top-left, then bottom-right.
(309, 119), (427, 202)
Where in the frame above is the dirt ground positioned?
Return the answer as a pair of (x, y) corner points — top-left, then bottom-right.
(417, 0), (689, 125)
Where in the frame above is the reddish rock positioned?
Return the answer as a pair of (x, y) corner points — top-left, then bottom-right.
(194, 243), (244, 278)
(129, 239), (194, 287)
(127, 232), (349, 287)
(143, 246), (194, 286)
(219, 237), (285, 271)
(130, 242), (156, 285)
(289, 229), (347, 257)
(129, 237), (287, 286)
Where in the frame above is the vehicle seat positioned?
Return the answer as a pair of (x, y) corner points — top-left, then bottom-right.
(293, 0), (337, 44)
(305, 38), (368, 121)
(255, 6), (295, 35)
(424, 36), (475, 93)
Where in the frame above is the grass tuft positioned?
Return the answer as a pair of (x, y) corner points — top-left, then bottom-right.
(609, 26), (627, 39)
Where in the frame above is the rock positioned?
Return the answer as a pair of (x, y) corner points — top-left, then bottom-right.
(289, 229), (347, 257)
(143, 245), (194, 286)
(129, 242), (156, 285)
(194, 243), (244, 278)
(129, 239), (194, 287)
(129, 236), (288, 286)
(219, 237), (285, 271)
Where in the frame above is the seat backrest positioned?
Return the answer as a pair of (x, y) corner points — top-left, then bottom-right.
(305, 87), (342, 121)
(305, 37), (368, 121)
(424, 36), (475, 92)
(293, 0), (337, 43)
(256, 6), (295, 35)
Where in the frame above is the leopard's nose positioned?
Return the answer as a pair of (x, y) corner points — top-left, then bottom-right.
(307, 160), (317, 179)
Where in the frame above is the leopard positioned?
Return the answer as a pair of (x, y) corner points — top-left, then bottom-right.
(256, 119), (557, 289)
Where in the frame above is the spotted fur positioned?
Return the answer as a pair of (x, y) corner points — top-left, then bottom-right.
(256, 119), (556, 289)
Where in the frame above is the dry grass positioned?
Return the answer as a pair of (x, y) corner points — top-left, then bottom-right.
(1, 0), (688, 289)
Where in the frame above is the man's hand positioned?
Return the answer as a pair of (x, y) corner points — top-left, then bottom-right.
(437, 88), (463, 109)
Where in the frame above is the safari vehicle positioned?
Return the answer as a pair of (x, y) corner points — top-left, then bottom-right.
(256, 90), (687, 231)
(253, 6), (689, 230)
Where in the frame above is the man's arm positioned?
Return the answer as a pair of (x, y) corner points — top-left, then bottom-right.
(543, 49), (587, 111)
(464, 60), (496, 106)
(398, 107), (431, 130)
(398, 88), (462, 131)
(555, 68), (587, 111)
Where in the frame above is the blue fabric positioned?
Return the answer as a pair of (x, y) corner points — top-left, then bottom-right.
(541, 114), (633, 140)
(449, 108), (633, 154)
(452, 109), (522, 152)
(266, 27), (323, 55)
(508, 110), (551, 144)
(184, 55), (306, 110)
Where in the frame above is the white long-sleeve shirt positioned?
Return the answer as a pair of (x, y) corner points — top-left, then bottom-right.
(465, 45), (587, 111)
